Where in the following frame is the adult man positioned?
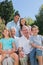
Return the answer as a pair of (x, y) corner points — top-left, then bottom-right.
(6, 12), (20, 37)
(18, 25), (32, 65)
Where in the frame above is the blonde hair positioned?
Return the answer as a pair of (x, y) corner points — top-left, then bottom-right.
(31, 25), (39, 31)
(2, 27), (10, 38)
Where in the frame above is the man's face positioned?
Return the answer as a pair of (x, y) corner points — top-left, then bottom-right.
(22, 26), (29, 37)
(14, 15), (20, 23)
(11, 29), (16, 35)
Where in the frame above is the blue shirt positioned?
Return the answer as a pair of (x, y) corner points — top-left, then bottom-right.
(30, 35), (43, 50)
(6, 21), (20, 37)
(0, 38), (15, 50)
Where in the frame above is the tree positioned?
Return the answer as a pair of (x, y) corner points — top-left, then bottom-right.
(0, 0), (15, 24)
(25, 17), (34, 26)
(35, 4), (43, 35)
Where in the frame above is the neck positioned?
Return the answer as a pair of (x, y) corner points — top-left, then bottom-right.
(14, 21), (17, 24)
(25, 35), (29, 39)
(5, 36), (9, 39)
(33, 34), (37, 36)
(11, 35), (14, 38)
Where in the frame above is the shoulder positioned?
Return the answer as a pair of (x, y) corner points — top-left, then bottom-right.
(9, 38), (15, 42)
(7, 21), (13, 25)
(0, 38), (4, 43)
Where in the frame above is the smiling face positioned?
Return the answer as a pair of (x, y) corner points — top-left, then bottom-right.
(21, 26), (30, 38)
(20, 18), (26, 26)
(14, 15), (20, 23)
(31, 26), (39, 36)
(2, 28), (9, 37)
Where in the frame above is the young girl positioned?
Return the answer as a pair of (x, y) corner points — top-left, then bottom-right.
(0, 27), (19, 65)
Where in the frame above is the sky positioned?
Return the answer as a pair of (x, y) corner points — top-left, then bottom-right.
(0, 0), (43, 20)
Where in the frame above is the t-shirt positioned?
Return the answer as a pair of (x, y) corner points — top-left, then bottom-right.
(6, 21), (20, 37)
(30, 35), (43, 50)
(18, 35), (32, 54)
(0, 38), (15, 50)
(14, 36), (19, 49)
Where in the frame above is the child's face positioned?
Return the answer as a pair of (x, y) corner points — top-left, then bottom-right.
(11, 29), (16, 35)
(32, 28), (39, 35)
(21, 19), (26, 25)
(2, 29), (9, 37)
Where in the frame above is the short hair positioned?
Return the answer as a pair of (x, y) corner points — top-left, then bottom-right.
(11, 26), (16, 31)
(31, 25), (39, 30)
(14, 11), (20, 17)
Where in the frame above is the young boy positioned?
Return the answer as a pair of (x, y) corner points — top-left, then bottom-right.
(30, 25), (43, 65)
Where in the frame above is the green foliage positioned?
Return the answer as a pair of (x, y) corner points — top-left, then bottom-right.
(35, 4), (43, 35)
(0, 17), (5, 38)
(0, 0), (15, 24)
(25, 17), (34, 26)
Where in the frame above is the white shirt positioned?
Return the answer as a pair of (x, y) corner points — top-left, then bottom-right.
(14, 36), (20, 49)
(18, 35), (32, 54)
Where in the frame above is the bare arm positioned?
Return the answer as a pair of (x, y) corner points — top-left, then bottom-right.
(12, 42), (17, 51)
(31, 43), (43, 50)
(0, 43), (2, 54)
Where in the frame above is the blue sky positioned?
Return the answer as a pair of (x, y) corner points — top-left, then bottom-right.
(0, 0), (43, 20)
(12, 0), (43, 20)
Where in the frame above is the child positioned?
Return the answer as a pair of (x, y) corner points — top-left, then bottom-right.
(0, 27), (19, 65)
(30, 25), (43, 65)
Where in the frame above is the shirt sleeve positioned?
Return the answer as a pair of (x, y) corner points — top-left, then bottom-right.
(11, 38), (15, 43)
(0, 39), (2, 43)
(29, 37), (34, 44)
(40, 35), (43, 41)
(6, 22), (11, 30)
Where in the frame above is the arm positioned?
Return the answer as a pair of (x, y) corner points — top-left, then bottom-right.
(0, 43), (2, 54)
(8, 42), (17, 54)
(31, 43), (43, 50)
(18, 47), (25, 58)
(12, 42), (17, 52)
(0, 43), (7, 54)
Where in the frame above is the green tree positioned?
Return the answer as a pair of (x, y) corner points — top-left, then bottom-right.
(25, 17), (34, 26)
(35, 4), (43, 35)
(0, 0), (15, 24)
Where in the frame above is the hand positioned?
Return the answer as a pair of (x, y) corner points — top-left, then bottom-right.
(39, 46), (43, 50)
(12, 48), (16, 52)
(0, 49), (2, 54)
(19, 51), (25, 58)
(2, 50), (7, 54)
(7, 50), (12, 54)
(41, 46), (43, 50)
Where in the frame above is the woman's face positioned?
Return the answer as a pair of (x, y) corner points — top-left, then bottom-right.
(2, 29), (9, 37)
(21, 19), (26, 25)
